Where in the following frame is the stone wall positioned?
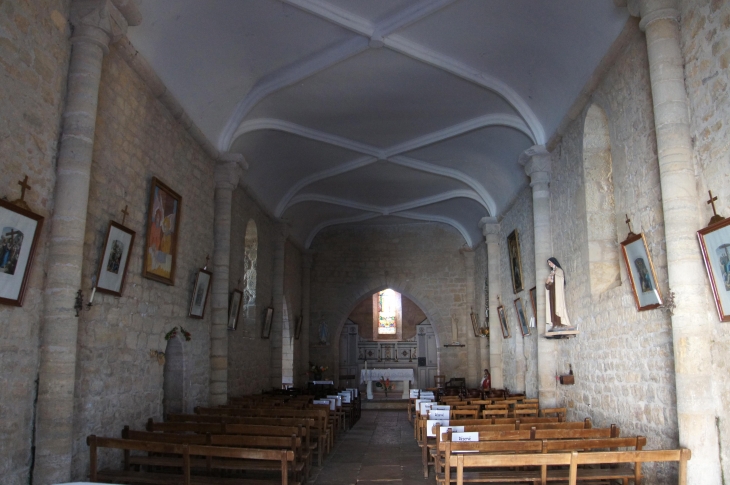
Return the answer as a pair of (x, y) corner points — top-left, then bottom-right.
(284, 240), (303, 386)
(70, 45), (217, 478)
(0, 1), (71, 483)
(548, 31), (677, 483)
(680, 0), (730, 478)
(497, 188), (537, 396)
(309, 222), (472, 384)
(227, 188), (274, 395)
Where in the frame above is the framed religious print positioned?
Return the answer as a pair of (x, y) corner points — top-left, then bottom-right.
(294, 316), (303, 339)
(497, 305), (510, 338)
(507, 229), (524, 293)
(697, 217), (730, 321)
(228, 289), (243, 330)
(188, 268), (212, 318)
(262, 307), (274, 339)
(143, 177), (181, 286)
(514, 297), (530, 337)
(0, 199), (44, 306)
(95, 221), (135, 297)
(470, 309), (480, 337)
(620, 232), (662, 311)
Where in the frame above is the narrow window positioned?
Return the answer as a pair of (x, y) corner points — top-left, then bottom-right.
(372, 289), (402, 340)
(243, 219), (258, 322)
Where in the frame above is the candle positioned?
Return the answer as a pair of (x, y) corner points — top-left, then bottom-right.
(89, 287), (96, 304)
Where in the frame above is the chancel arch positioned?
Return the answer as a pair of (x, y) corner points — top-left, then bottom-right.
(582, 103), (620, 296)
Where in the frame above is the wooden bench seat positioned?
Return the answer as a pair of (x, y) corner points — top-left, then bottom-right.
(87, 435), (297, 485)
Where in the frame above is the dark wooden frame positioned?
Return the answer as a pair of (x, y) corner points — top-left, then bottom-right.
(0, 199), (44, 306)
(514, 297), (530, 337)
(188, 268), (212, 319)
(294, 316), (303, 339)
(95, 221), (136, 297)
(507, 229), (524, 293)
(262, 307), (274, 338)
(497, 305), (510, 339)
(228, 288), (243, 330)
(470, 309), (480, 337)
(697, 217), (730, 322)
(143, 177), (182, 286)
(620, 232), (662, 311)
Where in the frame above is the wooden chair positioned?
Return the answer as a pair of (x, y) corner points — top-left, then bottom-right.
(434, 375), (446, 391)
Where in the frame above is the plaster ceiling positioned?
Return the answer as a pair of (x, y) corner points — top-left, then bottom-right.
(127, 0), (630, 248)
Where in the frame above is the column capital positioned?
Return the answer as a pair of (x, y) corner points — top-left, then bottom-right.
(519, 145), (551, 178)
(479, 216), (500, 239)
(71, 0), (142, 49)
(214, 154), (245, 190)
(624, 0), (679, 31)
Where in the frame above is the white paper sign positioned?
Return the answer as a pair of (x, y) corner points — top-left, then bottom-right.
(410, 389), (420, 398)
(346, 388), (358, 398)
(419, 402), (434, 414)
(338, 392), (351, 403)
(452, 432), (479, 442)
(440, 426), (465, 439)
(432, 405), (450, 411)
(327, 395), (342, 406)
(429, 409), (450, 420)
(426, 419), (450, 437)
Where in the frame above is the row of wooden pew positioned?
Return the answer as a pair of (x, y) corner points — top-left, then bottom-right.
(408, 391), (691, 484)
(86, 390), (360, 485)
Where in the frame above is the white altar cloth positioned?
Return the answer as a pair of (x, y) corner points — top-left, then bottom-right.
(360, 368), (415, 400)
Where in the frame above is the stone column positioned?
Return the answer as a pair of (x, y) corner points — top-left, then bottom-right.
(479, 218), (503, 389)
(519, 145), (557, 408)
(269, 223), (288, 388)
(34, 2), (138, 483)
(628, 0), (721, 481)
(210, 156), (243, 406)
(461, 249), (478, 387)
(300, 252), (313, 386)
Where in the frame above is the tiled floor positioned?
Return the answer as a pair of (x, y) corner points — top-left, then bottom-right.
(310, 410), (431, 485)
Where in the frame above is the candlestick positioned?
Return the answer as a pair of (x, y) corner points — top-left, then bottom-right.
(89, 287), (96, 304)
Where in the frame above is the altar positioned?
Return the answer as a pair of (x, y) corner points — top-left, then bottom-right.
(360, 368), (415, 400)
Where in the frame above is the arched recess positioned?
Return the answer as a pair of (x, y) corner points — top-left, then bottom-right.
(583, 103), (620, 295)
(243, 220), (258, 326)
(331, 282), (444, 385)
(163, 336), (185, 416)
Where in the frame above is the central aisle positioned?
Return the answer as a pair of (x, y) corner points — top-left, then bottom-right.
(310, 410), (431, 484)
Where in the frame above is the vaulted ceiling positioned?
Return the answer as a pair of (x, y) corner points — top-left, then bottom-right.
(127, 0), (629, 248)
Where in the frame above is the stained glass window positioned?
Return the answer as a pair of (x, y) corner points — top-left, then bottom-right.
(377, 289), (399, 334)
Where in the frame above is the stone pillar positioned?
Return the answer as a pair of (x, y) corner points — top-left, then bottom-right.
(210, 156), (243, 406)
(462, 249), (478, 387)
(519, 145), (557, 408)
(480, 218), (503, 389)
(270, 223), (287, 388)
(629, 0), (721, 481)
(33, 2), (138, 483)
(300, 252), (313, 386)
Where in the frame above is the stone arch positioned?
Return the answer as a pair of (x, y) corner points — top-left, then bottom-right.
(582, 103), (620, 295)
(330, 278), (445, 384)
(163, 336), (185, 416)
(243, 219), (258, 325)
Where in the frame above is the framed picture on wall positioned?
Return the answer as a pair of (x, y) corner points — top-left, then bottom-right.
(262, 307), (274, 338)
(143, 177), (181, 286)
(697, 217), (730, 322)
(529, 286), (537, 320)
(294, 316), (303, 339)
(507, 229), (524, 293)
(470, 309), (481, 337)
(188, 268), (212, 318)
(514, 297), (530, 337)
(620, 232), (662, 311)
(0, 199), (44, 306)
(95, 221), (136, 297)
(497, 305), (510, 338)
(228, 289), (243, 330)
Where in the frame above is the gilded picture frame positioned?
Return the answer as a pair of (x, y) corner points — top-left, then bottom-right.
(697, 217), (730, 322)
(620, 232), (662, 311)
(514, 297), (529, 337)
(228, 289), (243, 330)
(497, 305), (510, 339)
(0, 199), (44, 306)
(143, 177), (181, 286)
(507, 229), (524, 293)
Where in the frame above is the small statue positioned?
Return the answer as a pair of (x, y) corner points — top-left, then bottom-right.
(318, 320), (329, 344)
(545, 257), (574, 331)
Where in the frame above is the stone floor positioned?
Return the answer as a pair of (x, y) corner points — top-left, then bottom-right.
(310, 410), (432, 485)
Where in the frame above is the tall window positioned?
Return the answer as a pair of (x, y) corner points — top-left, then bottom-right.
(372, 289), (402, 340)
(243, 220), (258, 321)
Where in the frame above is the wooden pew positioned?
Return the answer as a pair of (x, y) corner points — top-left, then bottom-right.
(440, 436), (647, 485)
(87, 435), (296, 485)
